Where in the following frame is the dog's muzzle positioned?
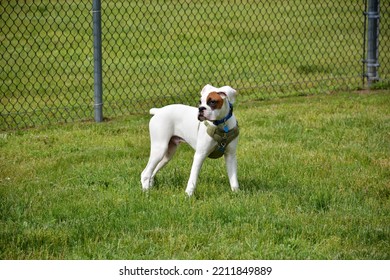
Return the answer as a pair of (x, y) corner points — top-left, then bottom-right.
(198, 106), (206, 121)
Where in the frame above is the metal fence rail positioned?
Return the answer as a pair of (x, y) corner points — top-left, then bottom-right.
(1, 0), (389, 130)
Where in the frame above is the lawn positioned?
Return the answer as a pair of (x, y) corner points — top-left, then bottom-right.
(1, 90), (389, 259)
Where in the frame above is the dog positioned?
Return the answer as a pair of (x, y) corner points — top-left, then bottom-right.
(141, 84), (239, 196)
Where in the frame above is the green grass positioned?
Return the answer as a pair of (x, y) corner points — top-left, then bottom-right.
(1, 91), (389, 259)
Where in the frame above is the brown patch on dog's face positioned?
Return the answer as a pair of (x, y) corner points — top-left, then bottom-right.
(198, 91), (229, 121)
(206, 92), (225, 110)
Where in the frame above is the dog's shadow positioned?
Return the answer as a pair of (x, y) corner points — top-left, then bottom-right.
(151, 173), (270, 195)
(146, 154), (274, 195)
(238, 177), (274, 194)
(150, 163), (193, 191)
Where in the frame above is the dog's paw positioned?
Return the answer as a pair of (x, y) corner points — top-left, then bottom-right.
(185, 191), (193, 197)
(141, 174), (154, 190)
(185, 188), (194, 197)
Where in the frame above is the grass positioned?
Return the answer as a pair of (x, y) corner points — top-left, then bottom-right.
(1, 90), (389, 259)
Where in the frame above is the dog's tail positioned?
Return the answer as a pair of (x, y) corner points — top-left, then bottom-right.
(149, 108), (159, 115)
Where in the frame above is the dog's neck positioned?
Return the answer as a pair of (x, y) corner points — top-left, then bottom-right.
(213, 102), (233, 126)
(207, 102), (237, 133)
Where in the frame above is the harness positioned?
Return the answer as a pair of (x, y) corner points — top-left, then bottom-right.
(202, 103), (239, 159)
(204, 121), (239, 158)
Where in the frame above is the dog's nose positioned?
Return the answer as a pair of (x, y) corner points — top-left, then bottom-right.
(198, 106), (206, 112)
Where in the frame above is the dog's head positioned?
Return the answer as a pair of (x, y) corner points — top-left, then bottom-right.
(198, 84), (237, 122)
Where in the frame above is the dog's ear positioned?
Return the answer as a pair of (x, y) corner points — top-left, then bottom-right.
(200, 84), (214, 96)
(201, 85), (237, 104)
(218, 86), (237, 104)
(217, 92), (227, 99)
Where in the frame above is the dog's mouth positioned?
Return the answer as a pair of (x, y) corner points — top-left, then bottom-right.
(198, 113), (207, 122)
(198, 106), (207, 121)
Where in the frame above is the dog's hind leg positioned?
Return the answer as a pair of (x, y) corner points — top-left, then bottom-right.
(141, 144), (168, 191)
(151, 136), (182, 179)
(141, 136), (183, 190)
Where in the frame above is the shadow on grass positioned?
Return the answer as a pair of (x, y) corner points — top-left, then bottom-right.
(239, 177), (276, 194)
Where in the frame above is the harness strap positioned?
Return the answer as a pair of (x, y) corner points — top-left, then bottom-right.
(204, 121), (239, 159)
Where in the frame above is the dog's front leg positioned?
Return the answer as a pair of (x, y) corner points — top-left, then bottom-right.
(224, 139), (239, 192)
(185, 152), (207, 196)
(225, 153), (239, 192)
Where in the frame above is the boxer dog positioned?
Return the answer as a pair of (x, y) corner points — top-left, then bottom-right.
(141, 84), (239, 196)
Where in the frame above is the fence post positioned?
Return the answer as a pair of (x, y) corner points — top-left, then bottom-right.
(92, 0), (103, 122)
(365, 0), (380, 87)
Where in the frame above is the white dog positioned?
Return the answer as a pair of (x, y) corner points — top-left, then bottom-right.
(141, 84), (239, 196)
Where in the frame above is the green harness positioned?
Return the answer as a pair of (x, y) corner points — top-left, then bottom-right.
(204, 121), (239, 159)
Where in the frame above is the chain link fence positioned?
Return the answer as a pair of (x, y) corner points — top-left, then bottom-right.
(1, 0), (93, 130)
(1, 0), (389, 130)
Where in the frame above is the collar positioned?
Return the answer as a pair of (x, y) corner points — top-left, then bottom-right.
(213, 102), (233, 126)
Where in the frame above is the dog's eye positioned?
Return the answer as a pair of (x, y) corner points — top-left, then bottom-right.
(209, 100), (216, 106)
